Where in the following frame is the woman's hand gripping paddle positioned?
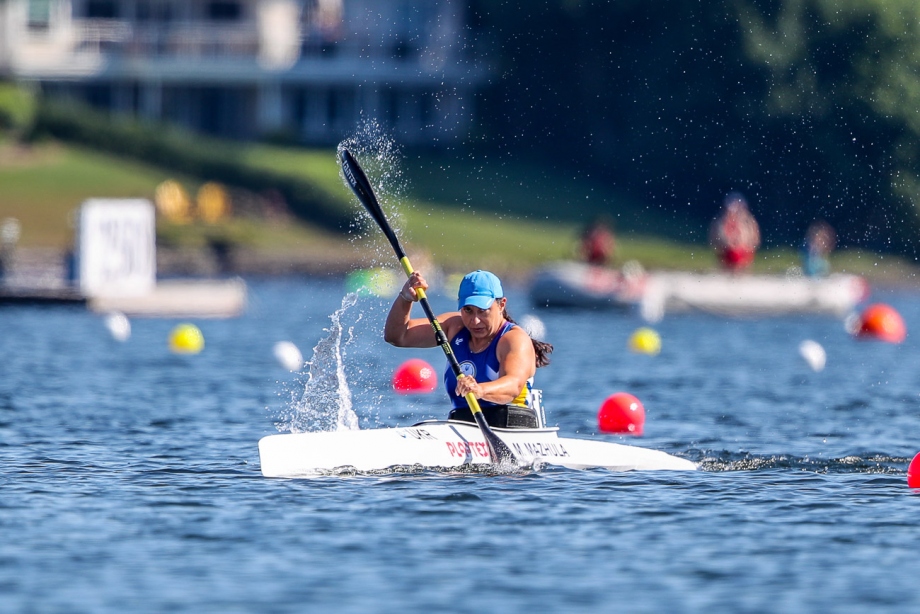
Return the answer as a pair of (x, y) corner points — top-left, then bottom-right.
(339, 147), (518, 468)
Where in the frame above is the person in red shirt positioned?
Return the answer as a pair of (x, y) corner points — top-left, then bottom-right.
(709, 193), (760, 272)
(580, 218), (616, 266)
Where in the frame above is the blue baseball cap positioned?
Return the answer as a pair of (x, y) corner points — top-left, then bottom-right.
(458, 270), (504, 310)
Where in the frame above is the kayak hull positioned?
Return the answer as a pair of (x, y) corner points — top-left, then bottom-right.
(258, 421), (696, 477)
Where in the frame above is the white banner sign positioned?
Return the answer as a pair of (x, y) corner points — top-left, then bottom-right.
(78, 199), (156, 298)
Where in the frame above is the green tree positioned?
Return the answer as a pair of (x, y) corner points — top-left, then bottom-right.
(736, 0), (920, 251)
(474, 0), (920, 253)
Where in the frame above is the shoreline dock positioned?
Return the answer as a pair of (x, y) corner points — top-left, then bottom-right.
(0, 247), (252, 317)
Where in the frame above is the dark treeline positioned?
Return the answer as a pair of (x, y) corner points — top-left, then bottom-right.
(471, 0), (920, 254)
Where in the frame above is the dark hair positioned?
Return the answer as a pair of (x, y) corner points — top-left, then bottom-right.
(502, 308), (553, 368)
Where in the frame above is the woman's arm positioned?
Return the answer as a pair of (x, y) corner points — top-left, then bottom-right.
(455, 327), (536, 404)
(383, 271), (462, 347)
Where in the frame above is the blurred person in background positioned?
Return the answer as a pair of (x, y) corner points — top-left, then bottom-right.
(709, 193), (760, 272)
(802, 219), (836, 277)
(580, 217), (616, 267)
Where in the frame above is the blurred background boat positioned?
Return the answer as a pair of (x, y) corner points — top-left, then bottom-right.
(639, 271), (870, 321)
(529, 260), (869, 321)
(529, 260), (648, 310)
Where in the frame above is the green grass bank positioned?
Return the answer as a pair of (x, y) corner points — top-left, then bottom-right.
(1, 135), (917, 284)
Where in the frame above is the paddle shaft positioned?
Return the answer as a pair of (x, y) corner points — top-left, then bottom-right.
(340, 148), (516, 465)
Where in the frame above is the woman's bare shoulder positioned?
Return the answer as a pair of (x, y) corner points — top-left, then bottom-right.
(500, 324), (534, 347)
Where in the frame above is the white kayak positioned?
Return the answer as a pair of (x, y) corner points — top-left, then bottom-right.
(258, 420), (696, 477)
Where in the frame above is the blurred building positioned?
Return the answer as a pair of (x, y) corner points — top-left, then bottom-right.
(0, 0), (488, 144)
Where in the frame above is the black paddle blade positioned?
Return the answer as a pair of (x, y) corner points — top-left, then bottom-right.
(474, 412), (518, 468)
(339, 148), (404, 258)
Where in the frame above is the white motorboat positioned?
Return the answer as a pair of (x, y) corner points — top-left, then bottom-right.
(258, 420), (696, 477)
(529, 261), (648, 310)
(640, 271), (869, 320)
(528, 261), (868, 320)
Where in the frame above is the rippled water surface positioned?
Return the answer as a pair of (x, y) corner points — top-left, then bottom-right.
(2, 277), (919, 613)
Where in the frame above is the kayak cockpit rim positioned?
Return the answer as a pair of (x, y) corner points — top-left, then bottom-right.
(411, 419), (560, 435)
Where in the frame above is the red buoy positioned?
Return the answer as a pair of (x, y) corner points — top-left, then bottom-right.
(392, 358), (438, 395)
(908, 452), (920, 488)
(598, 392), (645, 436)
(856, 303), (906, 343)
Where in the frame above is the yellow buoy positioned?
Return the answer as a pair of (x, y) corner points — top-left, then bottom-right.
(169, 323), (205, 354)
(628, 327), (661, 355)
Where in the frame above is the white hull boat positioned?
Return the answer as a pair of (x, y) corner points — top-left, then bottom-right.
(529, 261), (647, 309)
(640, 271), (869, 320)
(529, 261), (868, 320)
(258, 420), (696, 477)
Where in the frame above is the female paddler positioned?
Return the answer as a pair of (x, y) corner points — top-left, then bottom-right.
(384, 270), (552, 428)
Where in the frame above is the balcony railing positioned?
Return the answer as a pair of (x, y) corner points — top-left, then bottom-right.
(73, 19), (260, 58)
(64, 18), (474, 68)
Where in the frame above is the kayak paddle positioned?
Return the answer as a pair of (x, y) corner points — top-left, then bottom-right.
(339, 147), (518, 468)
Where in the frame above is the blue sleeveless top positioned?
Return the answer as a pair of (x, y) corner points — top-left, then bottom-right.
(444, 321), (531, 409)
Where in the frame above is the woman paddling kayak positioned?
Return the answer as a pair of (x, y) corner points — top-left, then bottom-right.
(384, 270), (553, 428)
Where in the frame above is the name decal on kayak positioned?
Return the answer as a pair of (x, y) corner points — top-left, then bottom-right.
(443, 440), (571, 459)
(446, 441), (491, 458)
(511, 442), (570, 458)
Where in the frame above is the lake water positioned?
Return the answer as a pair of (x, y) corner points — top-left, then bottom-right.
(2, 276), (918, 613)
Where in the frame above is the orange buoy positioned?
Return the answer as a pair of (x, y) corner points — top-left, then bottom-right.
(908, 452), (920, 488)
(856, 303), (906, 344)
(597, 392), (645, 436)
(392, 358), (438, 395)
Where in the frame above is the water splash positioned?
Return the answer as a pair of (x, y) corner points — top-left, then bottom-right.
(274, 122), (414, 434)
(277, 293), (361, 433)
(337, 119), (408, 253)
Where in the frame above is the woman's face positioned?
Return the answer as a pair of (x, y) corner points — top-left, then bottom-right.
(460, 298), (507, 340)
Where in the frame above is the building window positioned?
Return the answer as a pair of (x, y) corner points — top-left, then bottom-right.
(420, 91), (435, 127)
(328, 88), (355, 129)
(84, 83), (113, 110)
(392, 38), (417, 60)
(27, 0), (51, 31)
(207, 2), (242, 21)
(86, 0), (119, 18)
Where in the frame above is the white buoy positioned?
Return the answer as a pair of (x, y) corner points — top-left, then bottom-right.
(273, 341), (304, 371)
(519, 314), (547, 340)
(798, 339), (826, 372)
(104, 312), (131, 342)
(843, 312), (860, 335)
